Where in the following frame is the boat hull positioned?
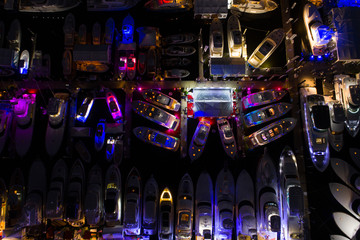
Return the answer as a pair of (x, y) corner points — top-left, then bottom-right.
(0, 110), (13, 154)
(15, 102), (36, 157)
(333, 212), (360, 239)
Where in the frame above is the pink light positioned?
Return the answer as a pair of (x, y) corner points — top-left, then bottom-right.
(173, 88), (176, 91)
(247, 88), (251, 91)
(138, 87), (142, 91)
(277, 87), (281, 91)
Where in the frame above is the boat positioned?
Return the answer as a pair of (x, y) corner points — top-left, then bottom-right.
(350, 148), (360, 170)
(127, 52), (136, 80)
(248, 28), (285, 68)
(227, 14), (243, 58)
(18, 0), (80, 12)
(235, 170), (256, 239)
(245, 117), (297, 150)
(132, 100), (180, 130)
(243, 102), (292, 128)
(163, 33), (196, 45)
(62, 49), (72, 76)
(104, 165), (122, 226)
(7, 168), (25, 228)
(137, 51), (146, 76)
(92, 22), (101, 45)
(242, 88), (287, 110)
(63, 13), (75, 48)
(45, 92), (69, 157)
(217, 118), (237, 159)
(330, 235), (350, 240)
(7, 19), (21, 54)
(188, 119), (211, 162)
(122, 14), (135, 44)
(256, 149), (281, 240)
(143, 176), (159, 236)
(142, 89), (180, 112)
(279, 146), (305, 240)
(330, 182), (360, 220)
(84, 165), (103, 227)
(106, 89), (122, 123)
(78, 24), (87, 45)
(0, 104), (13, 154)
(147, 47), (157, 76)
(158, 187), (174, 240)
(46, 158), (68, 222)
(162, 57), (191, 67)
(117, 53), (127, 79)
(333, 212), (360, 239)
(133, 126), (180, 152)
(87, 0), (141, 11)
(105, 136), (124, 165)
(0, 178), (7, 232)
(331, 158), (360, 194)
(95, 120), (106, 152)
(327, 100), (345, 152)
(164, 45), (196, 57)
(195, 171), (213, 240)
(123, 167), (142, 236)
(105, 18), (115, 45)
(231, 0), (278, 14)
(164, 69), (190, 79)
(175, 173), (194, 240)
(215, 168), (235, 240)
(66, 159), (86, 227)
(19, 50), (30, 75)
(300, 87), (330, 172)
(209, 18), (224, 58)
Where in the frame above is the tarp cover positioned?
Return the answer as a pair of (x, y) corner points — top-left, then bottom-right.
(193, 88), (233, 117)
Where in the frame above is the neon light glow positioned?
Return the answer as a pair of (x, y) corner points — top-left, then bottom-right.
(76, 98), (94, 123)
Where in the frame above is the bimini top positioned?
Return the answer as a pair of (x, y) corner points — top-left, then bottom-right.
(311, 105), (330, 130)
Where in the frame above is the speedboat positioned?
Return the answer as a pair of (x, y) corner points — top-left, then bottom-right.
(217, 118), (237, 159)
(133, 126), (180, 151)
(62, 49), (72, 76)
(123, 167), (142, 236)
(127, 52), (137, 80)
(0, 178), (7, 231)
(330, 182), (360, 220)
(137, 51), (146, 76)
(248, 28), (285, 68)
(158, 187), (174, 240)
(243, 102), (292, 128)
(132, 100), (180, 130)
(195, 171), (213, 240)
(256, 149), (281, 240)
(175, 173), (194, 240)
(85, 165), (103, 227)
(143, 176), (159, 236)
(95, 120), (106, 152)
(350, 148), (360, 170)
(215, 168), (235, 240)
(242, 88), (287, 110)
(104, 165), (122, 226)
(78, 24), (87, 44)
(142, 89), (180, 111)
(327, 100), (345, 152)
(188, 119), (211, 162)
(300, 87), (330, 172)
(122, 14), (135, 44)
(105, 18), (115, 45)
(106, 89), (122, 123)
(66, 159), (86, 227)
(164, 45), (196, 57)
(235, 170), (257, 239)
(0, 104), (13, 154)
(163, 33), (196, 45)
(18, 0), (80, 12)
(19, 50), (30, 75)
(45, 92), (69, 157)
(227, 14), (242, 58)
(279, 146), (305, 240)
(331, 158), (360, 194)
(162, 57), (191, 67)
(333, 212), (360, 240)
(87, 0), (141, 11)
(46, 158), (68, 222)
(63, 13), (75, 48)
(210, 18), (224, 58)
(164, 69), (190, 79)
(105, 136), (124, 165)
(245, 117), (297, 150)
(7, 168), (25, 228)
(92, 22), (101, 45)
(231, 0), (278, 14)
(147, 47), (157, 77)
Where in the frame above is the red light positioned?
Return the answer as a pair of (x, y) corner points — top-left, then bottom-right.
(277, 87), (281, 91)
(28, 89), (37, 94)
(173, 88), (176, 91)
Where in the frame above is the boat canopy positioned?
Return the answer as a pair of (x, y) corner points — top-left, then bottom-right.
(311, 105), (330, 130)
(333, 104), (345, 122)
(288, 186), (304, 216)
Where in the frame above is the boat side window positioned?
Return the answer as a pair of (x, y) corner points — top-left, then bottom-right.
(214, 33), (223, 48)
(258, 40), (274, 56)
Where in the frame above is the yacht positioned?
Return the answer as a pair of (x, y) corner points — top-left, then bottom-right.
(210, 18), (224, 58)
(175, 173), (194, 240)
(105, 136), (124, 165)
(45, 92), (69, 157)
(122, 14), (135, 44)
(63, 13), (75, 48)
(163, 33), (196, 45)
(0, 105), (13, 154)
(350, 148), (360, 170)
(333, 212), (360, 240)
(256, 149), (281, 240)
(95, 121), (106, 152)
(127, 52), (137, 80)
(76, 97), (94, 123)
(189, 119), (211, 162)
(92, 22), (101, 45)
(104, 165), (122, 226)
(7, 168), (25, 228)
(243, 102), (292, 128)
(331, 158), (360, 194)
(158, 187), (174, 240)
(18, 0), (80, 12)
(85, 165), (103, 227)
(133, 126), (179, 151)
(279, 146), (305, 240)
(78, 24), (87, 45)
(164, 45), (196, 57)
(227, 14), (243, 58)
(143, 176), (159, 236)
(215, 168), (235, 240)
(147, 47), (157, 77)
(66, 159), (86, 227)
(300, 87), (330, 172)
(217, 118), (237, 159)
(137, 51), (146, 76)
(242, 88), (287, 110)
(162, 57), (191, 67)
(164, 69), (190, 79)
(87, 0), (141, 11)
(327, 100), (345, 152)
(104, 18), (115, 45)
(195, 171), (213, 240)
(0, 178), (6, 232)
(106, 89), (123, 123)
(142, 89), (180, 112)
(123, 167), (142, 236)
(132, 100), (180, 130)
(330, 182), (360, 220)
(62, 49), (72, 76)
(245, 117), (297, 150)
(235, 170), (257, 239)
(231, 0), (278, 14)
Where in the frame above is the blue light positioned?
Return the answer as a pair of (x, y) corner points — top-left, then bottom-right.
(317, 55), (322, 60)
(338, 0), (360, 7)
(310, 55), (314, 60)
(325, 53), (330, 58)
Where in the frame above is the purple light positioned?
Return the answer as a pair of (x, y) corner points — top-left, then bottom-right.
(138, 87), (142, 91)
(247, 88), (251, 91)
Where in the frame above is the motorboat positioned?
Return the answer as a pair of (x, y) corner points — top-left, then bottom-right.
(18, 0), (80, 12)
(106, 89), (122, 123)
(243, 102), (292, 128)
(66, 159), (85, 227)
(163, 33), (196, 45)
(242, 88), (287, 110)
(7, 168), (25, 228)
(175, 173), (194, 240)
(45, 92), (69, 157)
(95, 120), (106, 152)
(133, 126), (180, 151)
(142, 89), (181, 112)
(245, 117), (297, 150)
(164, 45), (196, 57)
(85, 165), (103, 227)
(63, 13), (75, 48)
(132, 100), (180, 130)
(215, 168), (235, 240)
(333, 212), (360, 239)
(87, 0), (141, 11)
(300, 87), (330, 172)
(104, 165), (122, 226)
(235, 170), (257, 239)
(231, 0), (278, 14)
(127, 52), (136, 80)
(92, 22), (101, 45)
(0, 178), (7, 232)
(78, 24), (87, 44)
(137, 51), (146, 76)
(248, 28), (285, 68)
(19, 50), (30, 75)
(105, 136), (124, 165)
(279, 146), (305, 240)
(105, 18), (115, 45)
(122, 14), (135, 44)
(46, 158), (68, 222)
(143, 176), (159, 236)
(147, 47), (157, 76)
(334, 75), (360, 137)
(158, 187), (174, 240)
(62, 49), (72, 76)
(350, 148), (360, 169)
(75, 139), (91, 163)
(162, 57), (191, 67)
(217, 118), (237, 159)
(327, 100), (345, 152)
(123, 167), (142, 236)
(331, 158), (360, 194)
(195, 171), (213, 240)
(188, 119), (211, 162)
(164, 69), (190, 79)
(330, 182), (360, 220)
(0, 104), (13, 154)
(210, 18), (224, 58)
(144, 0), (193, 12)
(256, 149), (281, 240)
(227, 14), (243, 58)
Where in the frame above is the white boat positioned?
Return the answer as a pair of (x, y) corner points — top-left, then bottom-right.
(76, 96), (94, 123)
(7, 168), (25, 228)
(78, 24), (87, 45)
(210, 18), (224, 58)
(85, 165), (103, 227)
(19, 50), (30, 75)
(142, 89), (181, 112)
(0, 178), (7, 231)
(330, 182), (360, 220)
(350, 148), (360, 170)
(62, 49), (72, 76)
(326, 100), (345, 152)
(235, 170), (257, 240)
(63, 13), (75, 48)
(164, 69), (190, 79)
(105, 136), (124, 165)
(158, 187), (174, 240)
(95, 121), (106, 152)
(331, 158), (360, 194)
(18, 0), (81, 12)
(163, 33), (196, 45)
(231, 0), (278, 14)
(92, 22), (101, 45)
(106, 89), (123, 123)
(164, 45), (196, 57)
(143, 176), (159, 236)
(188, 119), (211, 162)
(217, 118), (237, 159)
(242, 88), (287, 110)
(333, 212), (360, 239)
(0, 105), (13, 154)
(227, 14), (242, 58)
(105, 18), (115, 45)
(104, 165), (122, 226)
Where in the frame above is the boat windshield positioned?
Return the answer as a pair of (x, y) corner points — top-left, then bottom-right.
(214, 33), (223, 48)
(311, 105), (330, 130)
(105, 198), (116, 214)
(156, 94), (171, 105)
(179, 211), (190, 227)
(146, 107), (169, 123)
(47, 98), (60, 115)
(232, 30), (242, 45)
(333, 104), (345, 122)
(349, 85), (360, 106)
(224, 126), (233, 138)
(109, 98), (119, 113)
(258, 40), (274, 56)
(119, 59), (126, 67)
(151, 132), (168, 145)
(127, 58), (135, 68)
(197, 125), (209, 140)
